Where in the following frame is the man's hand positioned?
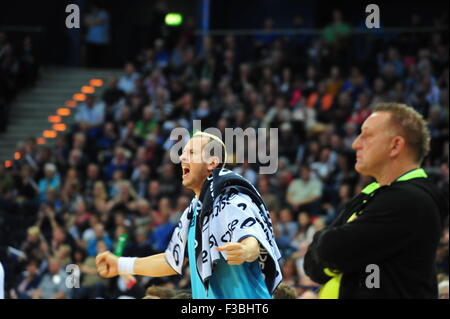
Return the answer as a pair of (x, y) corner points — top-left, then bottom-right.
(95, 251), (119, 278)
(216, 237), (260, 265)
(32, 289), (41, 299)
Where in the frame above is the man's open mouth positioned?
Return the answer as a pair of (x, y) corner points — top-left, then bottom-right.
(182, 166), (190, 178)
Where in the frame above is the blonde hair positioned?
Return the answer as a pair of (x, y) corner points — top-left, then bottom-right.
(273, 284), (298, 299)
(193, 131), (227, 168)
(117, 180), (137, 199)
(374, 103), (430, 163)
(94, 181), (107, 200)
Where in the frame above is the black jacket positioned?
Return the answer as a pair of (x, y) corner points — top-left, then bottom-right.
(304, 176), (448, 299)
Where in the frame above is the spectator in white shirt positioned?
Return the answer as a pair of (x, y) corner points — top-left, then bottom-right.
(233, 160), (258, 186)
(286, 166), (323, 215)
(32, 257), (69, 299)
(75, 94), (105, 129)
(118, 62), (140, 94)
(310, 147), (336, 181)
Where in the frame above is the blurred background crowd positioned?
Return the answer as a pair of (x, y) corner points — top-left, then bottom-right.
(0, 31), (39, 132)
(0, 0), (448, 299)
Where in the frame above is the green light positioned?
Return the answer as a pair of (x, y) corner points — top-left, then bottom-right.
(165, 13), (183, 26)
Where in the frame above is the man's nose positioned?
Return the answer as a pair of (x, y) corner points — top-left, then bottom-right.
(352, 136), (361, 150)
(179, 151), (187, 164)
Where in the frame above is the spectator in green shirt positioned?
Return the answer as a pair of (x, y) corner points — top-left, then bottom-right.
(322, 10), (351, 44)
(134, 107), (157, 139)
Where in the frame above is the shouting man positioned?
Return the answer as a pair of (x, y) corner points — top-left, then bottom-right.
(96, 131), (282, 298)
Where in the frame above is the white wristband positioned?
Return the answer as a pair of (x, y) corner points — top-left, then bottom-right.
(118, 257), (137, 275)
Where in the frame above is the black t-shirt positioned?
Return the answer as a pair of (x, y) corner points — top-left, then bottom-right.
(305, 177), (448, 299)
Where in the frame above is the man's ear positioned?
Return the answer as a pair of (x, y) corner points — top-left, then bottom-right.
(390, 136), (406, 157)
(207, 156), (220, 171)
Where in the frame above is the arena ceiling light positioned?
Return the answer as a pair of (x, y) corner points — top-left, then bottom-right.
(165, 13), (183, 26)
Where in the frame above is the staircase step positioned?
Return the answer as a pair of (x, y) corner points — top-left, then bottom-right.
(27, 87), (79, 95)
(9, 104), (65, 112)
(6, 124), (52, 133)
(0, 66), (115, 164)
(10, 111), (62, 119)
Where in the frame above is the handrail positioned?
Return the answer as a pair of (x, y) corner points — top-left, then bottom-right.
(194, 26), (448, 36)
(0, 25), (45, 33)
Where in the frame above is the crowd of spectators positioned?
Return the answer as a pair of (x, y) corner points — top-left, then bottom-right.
(0, 31), (39, 132)
(0, 10), (448, 299)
